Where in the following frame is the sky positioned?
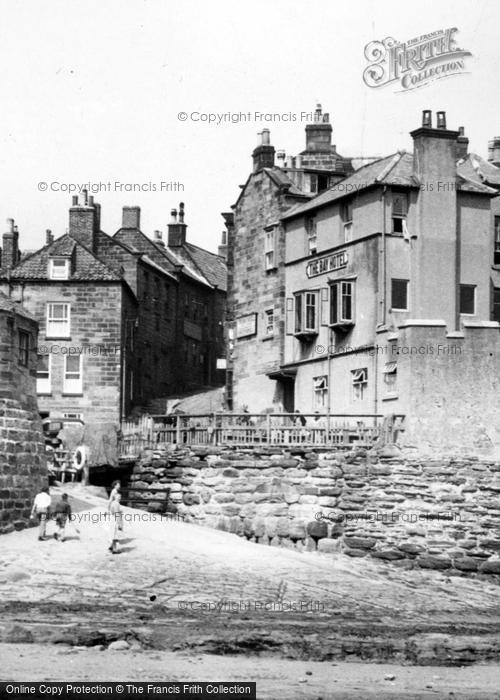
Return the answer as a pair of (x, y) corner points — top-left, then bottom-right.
(0, 0), (499, 253)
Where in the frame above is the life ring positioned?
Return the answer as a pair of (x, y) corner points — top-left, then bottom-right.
(73, 445), (88, 470)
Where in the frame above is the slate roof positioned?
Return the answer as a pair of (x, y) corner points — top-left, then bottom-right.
(184, 243), (227, 291)
(457, 153), (500, 188)
(114, 228), (179, 275)
(115, 226), (227, 291)
(0, 234), (122, 281)
(0, 290), (37, 321)
(283, 151), (497, 220)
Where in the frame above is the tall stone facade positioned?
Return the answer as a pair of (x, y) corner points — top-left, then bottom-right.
(227, 106), (352, 412)
(0, 293), (47, 534)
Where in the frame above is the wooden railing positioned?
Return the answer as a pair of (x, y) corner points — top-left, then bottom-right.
(118, 413), (404, 459)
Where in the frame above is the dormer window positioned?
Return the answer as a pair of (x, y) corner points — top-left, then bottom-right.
(49, 258), (70, 280)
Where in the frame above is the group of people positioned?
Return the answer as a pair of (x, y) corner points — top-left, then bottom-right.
(31, 479), (124, 554)
(31, 488), (74, 542)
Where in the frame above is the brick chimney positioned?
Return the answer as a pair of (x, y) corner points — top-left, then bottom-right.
(410, 110), (460, 329)
(2, 218), (20, 270)
(122, 206), (141, 229)
(46, 229), (54, 246)
(69, 190), (99, 251)
(488, 136), (500, 167)
(304, 104), (334, 153)
(456, 126), (469, 160)
(167, 202), (187, 247)
(252, 129), (275, 172)
(218, 230), (228, 259)
(411, 110), (459, 182)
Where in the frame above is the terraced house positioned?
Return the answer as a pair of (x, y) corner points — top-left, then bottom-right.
(0, 195), (227, 434)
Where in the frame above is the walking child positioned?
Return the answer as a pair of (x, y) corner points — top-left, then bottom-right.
(31, 486), (51, 541)
(53, 493), (72, 542)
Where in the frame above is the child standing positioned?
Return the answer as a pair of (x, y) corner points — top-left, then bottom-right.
(53, 493), (72, 542)
(108, 493), (123, 554)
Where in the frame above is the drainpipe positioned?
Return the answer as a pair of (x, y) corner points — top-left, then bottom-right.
(382, 186), (387, 327)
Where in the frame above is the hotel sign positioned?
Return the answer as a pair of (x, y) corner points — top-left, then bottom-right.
(236, 313), (257, 338)
(306, 250), (348, 278)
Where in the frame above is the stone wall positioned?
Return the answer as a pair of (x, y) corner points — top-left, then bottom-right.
(0, 302), (47, 534)
(126, 445), (500, 575)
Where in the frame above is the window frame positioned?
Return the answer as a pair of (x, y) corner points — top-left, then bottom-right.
(18, 330), (30, 367)
(459, 284), (476, 315)
(264, 227), (277, 271)
(383, 361), (397, 393)
(341, 199), (353, 243)
(392, 191), (409, 235)
(63, 354), (83, 395)
(49, 258), (70, 280)
(36, 353), (51, 395)
(305, 216), (317, 256)
(313, 375), (328, 409)
(329, 280), (355, 327)
(46, 302), (71, 339)
(264, 308), (274, 337)
(294, 290), (319, 336)
(351, 367), (368, 402)
(494, 217), (500, 266)
(391, 279), (409, 312)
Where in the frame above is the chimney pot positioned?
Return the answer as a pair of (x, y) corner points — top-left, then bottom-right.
(82, 189), (88, 206)
(436, 111), (447, 130)
(6, 218), (14, 232)
(88, 195), (94, 206)
(261, 129), (271, 146)
(72, 195), (78, 206)
(422, 110), (432, 128)
(170, 208), (178, 224)
(46, 229), (53, 245)
(178, 202), (185, 224)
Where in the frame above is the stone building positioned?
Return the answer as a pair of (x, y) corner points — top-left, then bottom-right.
(455, 136), (500, 323)
(226, 105), (353, 411)
(0, 291), (46, 533)
(0, 196), (227, 436)
(114, 202), (227, 402)
(279, 110), (500, 448)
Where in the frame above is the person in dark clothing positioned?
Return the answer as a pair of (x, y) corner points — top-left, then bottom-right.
(53, 493), (72, 542)
(294, 409), (307, 427)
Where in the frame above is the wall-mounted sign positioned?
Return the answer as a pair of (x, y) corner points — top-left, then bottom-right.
(236, 313), (257, 338)
(306, 250), (348, 278)
(184, 320), (202, 340)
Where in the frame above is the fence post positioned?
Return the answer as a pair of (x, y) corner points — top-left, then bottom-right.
(267, 413), (271, 444)
(176, 415), (181, 445)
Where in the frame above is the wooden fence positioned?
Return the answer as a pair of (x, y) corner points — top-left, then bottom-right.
(118, 413), (404, 459)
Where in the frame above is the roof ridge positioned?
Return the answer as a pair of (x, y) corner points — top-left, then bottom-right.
(171, 244), (211, 287)
(185, 241), (225, 260)
(374, 152), (404, 183)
